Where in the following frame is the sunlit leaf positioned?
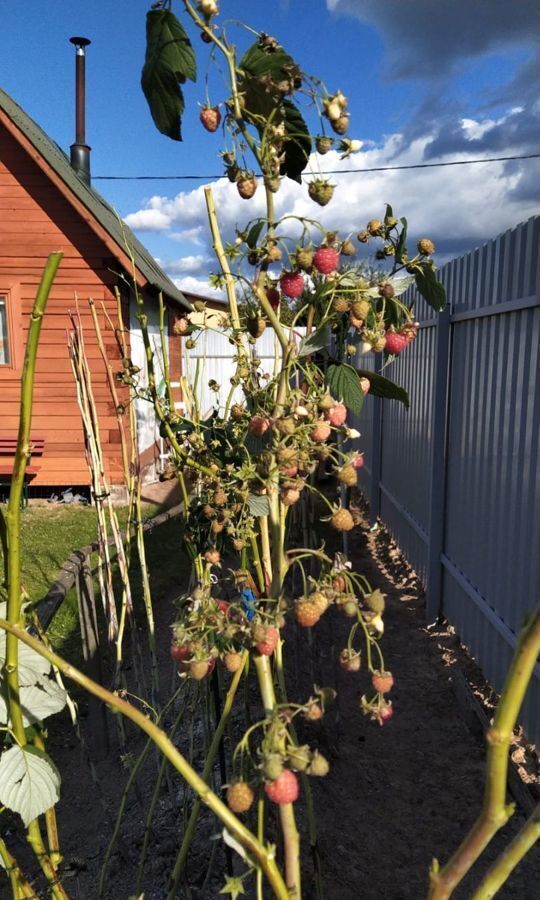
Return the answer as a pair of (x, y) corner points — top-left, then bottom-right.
(0, 745), (60, 826)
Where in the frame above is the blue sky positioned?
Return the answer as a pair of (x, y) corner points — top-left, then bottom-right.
(1, 0), (538, 294)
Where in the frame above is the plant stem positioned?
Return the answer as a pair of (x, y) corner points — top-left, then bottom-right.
(166, 652), (248, 897)
(280, 802), (301, 899)
(5, 253), (62, 740)
(0, 838), (35, 899)
(428, 605), (540, 900)
(2, 254), (67, 899)
(471, 803), (540, 899)
(0, 622), (288, 899)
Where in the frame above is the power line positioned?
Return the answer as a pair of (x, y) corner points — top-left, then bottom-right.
(93, 152), (540, 181)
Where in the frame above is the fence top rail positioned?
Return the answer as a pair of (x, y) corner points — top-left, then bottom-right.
(35, 502), (184, 631)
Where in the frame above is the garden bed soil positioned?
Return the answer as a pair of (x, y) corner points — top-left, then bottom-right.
(10, 499), (539, 899)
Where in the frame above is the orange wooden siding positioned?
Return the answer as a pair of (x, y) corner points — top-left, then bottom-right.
(0, 122), (129, 486)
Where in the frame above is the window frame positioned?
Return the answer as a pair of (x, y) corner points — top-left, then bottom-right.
(0, 283), (23, 377)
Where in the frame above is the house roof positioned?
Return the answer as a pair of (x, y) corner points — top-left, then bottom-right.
(0, 87), (190, 311)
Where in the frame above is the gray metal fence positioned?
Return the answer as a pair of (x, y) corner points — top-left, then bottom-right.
(352, 216), (540, 744)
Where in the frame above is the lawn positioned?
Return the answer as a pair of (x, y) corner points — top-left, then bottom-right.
(0, 503), (186, 657)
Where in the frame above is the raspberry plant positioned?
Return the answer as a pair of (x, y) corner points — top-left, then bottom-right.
(137, 1), (446, 895)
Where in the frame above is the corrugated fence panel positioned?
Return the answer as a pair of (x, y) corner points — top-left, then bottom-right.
(357, 216), (540, 744)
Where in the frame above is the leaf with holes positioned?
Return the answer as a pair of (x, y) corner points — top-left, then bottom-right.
(0, 745), (61, 826)
(141, 9), (196, 140)
(326, 364), (365, 416)
(356, 369), (410, 409)
(248, 495), (270, 517)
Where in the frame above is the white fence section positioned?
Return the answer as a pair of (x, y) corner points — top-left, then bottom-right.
(351, 217), (540, 744)
(184, 326), (305, 417)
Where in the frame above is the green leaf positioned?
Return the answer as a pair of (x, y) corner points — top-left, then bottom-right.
(0, 679), (67, 727)
(239, 41), (298, 82)
(248, 495), (270, 517)
(395, 216), (408, 263)
(414, 264), (446, 312)
(327, 364), (365, 416)
(246, 220), (265, 249)
(280, 100), (311, 182)
(298, 326), (329, 357)
(141, 10), (196, 141)
(356, 369), (410, 409)
(0, 745), (60, 826)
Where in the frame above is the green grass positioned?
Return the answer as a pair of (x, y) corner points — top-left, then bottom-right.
(0, 503), (187, 659)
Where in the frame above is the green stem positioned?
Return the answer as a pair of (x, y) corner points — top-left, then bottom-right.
(428, 605), (540, 900)
(0, 621), (289, 900)
(471, 803), (540, 899)
(166, 653), (248, 897)
(0, 838), (34, 899)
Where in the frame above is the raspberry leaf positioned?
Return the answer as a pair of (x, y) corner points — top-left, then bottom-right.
(0, 745), (61, 827)
(356, 369), (410, 409)
(414, 263), (446, 312)
(298, 326), (329, 357)
(327, 364), (365, 416)
(142, 10), (197, 141)
(280, 100), (311, 182)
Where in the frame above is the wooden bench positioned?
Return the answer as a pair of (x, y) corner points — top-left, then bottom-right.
(0, 436), (45, 506)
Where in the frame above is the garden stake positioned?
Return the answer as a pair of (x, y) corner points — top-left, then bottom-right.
(428, 604), (540, 899)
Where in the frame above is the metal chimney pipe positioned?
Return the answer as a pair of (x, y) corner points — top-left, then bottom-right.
(69, 36), (91, 186)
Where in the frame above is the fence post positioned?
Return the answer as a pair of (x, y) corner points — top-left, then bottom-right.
(426, 304), (452, 623)
(369, 352), (383, 525)
(76, 552), (109, 757)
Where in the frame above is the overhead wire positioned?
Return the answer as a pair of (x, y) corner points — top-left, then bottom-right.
(92, 152), (540, 181)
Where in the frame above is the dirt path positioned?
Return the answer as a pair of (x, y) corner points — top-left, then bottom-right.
(24, 502), (540, 899)
(293, 495), (539, 900)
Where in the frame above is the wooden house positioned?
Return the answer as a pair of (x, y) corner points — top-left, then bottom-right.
(0, 83), (192, 494)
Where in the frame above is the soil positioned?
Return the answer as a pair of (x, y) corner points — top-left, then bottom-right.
(5, 499), (539, 900)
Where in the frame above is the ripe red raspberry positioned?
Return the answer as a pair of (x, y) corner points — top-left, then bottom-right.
(264, 769), (299, 804)
(311, 420), (331, 443)
(379, 702), (394, 725)
(324, 402), (347, 426)
(331, 508), (354, 532)
(249, 415), (270, 437)
(313, 247), (340, 274)
(280, 271), (305, 298)
(227, 781), (255, 813)
(280, 465), (298, 478)
(170, 643), (191, 663)
(372, 670), (394, 694)
(295, 600), (321, 628)
(217, 599), (229, 614)
(385, 330), (409, 355)
(255, 626), (279, 656)
(199, 105), (221, 132)
(266, 287), (281, 309)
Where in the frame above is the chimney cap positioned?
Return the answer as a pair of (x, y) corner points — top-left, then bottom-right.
(69, 36), (91, 48)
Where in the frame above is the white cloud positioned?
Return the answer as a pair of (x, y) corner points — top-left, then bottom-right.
(123, 111), (539, 270)
(169, 226), (206, 244)
(124, 207), (171, 231)
(159, 255), (209, 276)
(172, 275), (225, 299)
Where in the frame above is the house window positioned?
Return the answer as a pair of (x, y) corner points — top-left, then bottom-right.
(0, 296), (10, 365)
